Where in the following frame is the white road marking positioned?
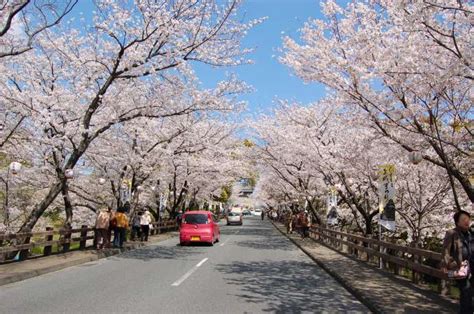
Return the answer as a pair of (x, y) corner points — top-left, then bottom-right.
(220, 228), (241, 246)
(219, 239), (230, 247)
(196, 258), (208, 267)
(171, 258), (208, 287)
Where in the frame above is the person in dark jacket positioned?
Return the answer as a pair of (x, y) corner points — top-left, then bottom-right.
(130, 212), (142, 241)
(441, 210), (474, 313)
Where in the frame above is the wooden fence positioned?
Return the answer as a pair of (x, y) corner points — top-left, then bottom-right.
(0, 220), (178, 264)
(310, 225), (449, 293)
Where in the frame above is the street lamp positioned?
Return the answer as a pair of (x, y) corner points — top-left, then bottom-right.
(9, 162), (22, 175)
(408, 151), (423, 165)
(65, 169), (74, 179)
(2, 162), (22, 226)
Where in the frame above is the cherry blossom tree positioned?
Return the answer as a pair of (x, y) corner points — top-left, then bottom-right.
(251, 98), (464, 240)
(0, 0), (78, 58)
(282, 0), (473, 205)
(0, 0), (262, 233)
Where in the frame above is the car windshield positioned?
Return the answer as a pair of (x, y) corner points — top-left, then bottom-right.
(184, 214), (208, 224)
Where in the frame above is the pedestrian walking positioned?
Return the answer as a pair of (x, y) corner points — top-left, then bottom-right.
(261, 210), (265, 221)
(131, 212), (142, 241)
(108, 209), (116, 247)
(272, 211), (278, 221)
(140, 210), (152, 242)
(286, 211), (294, 234)
(441, 210), (474, 313)
(301, 211), (310, 240)
(113, 207), (129, 248)
(176, 210), (183, 229)
(95, 208), (110, 249)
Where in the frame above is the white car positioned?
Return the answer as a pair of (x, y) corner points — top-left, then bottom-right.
(226, 212), (243, 225)
(253, 208), (262, 216)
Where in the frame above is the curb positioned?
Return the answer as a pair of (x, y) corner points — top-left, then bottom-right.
(0, 232), (177, 287)
(271, 221), (381, 314)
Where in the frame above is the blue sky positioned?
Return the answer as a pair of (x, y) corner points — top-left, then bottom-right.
(195, 0), (327, 116)
(71, 0), (327, 117)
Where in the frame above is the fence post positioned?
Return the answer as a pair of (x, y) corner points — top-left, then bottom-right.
(19, 228), (31, 261)
(44, 227), (54, 256)
(438, 279), (448, 296)
(0, 232), (5, 262)
(79, 225), (88, 250)
(412, 253), (420, 284)
(93, 228), (98, 248)
(60, 225), (71, 253)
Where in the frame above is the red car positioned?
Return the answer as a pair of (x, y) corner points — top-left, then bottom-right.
(179, 211), (220, 246)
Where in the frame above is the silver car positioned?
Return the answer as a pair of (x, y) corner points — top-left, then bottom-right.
(226, 212), (243, 225)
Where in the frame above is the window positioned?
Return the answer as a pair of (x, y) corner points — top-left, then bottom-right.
(183, 214), (208, 224)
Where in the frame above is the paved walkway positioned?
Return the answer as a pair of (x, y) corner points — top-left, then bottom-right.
(271, 221), (457, 313)
(0, 232), (177, 286)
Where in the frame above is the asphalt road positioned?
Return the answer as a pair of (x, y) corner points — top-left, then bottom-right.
(0, 217), (368, 313)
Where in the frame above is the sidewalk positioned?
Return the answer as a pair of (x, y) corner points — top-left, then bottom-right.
(271, 222), (457, 314)
(0, 231), (177, 286)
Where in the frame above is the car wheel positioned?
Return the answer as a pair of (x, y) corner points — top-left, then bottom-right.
(180, 242), (186, 246)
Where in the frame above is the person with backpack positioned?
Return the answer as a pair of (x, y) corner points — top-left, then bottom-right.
(131, 212), (142, 241)
(140, 210), (152, 242)
(113, 207), (129, 248)
(441, 210), (474, 313)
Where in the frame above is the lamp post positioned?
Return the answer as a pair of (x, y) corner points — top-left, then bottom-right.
(1, 162), (22, 226)
(408, 151), (423, 165)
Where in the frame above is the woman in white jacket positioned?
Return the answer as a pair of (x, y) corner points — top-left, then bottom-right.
(140, 210), (152, 242)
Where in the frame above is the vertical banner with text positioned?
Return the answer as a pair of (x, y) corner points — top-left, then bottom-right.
(327, 186), (338, 226)
(378, 164), (396, 231)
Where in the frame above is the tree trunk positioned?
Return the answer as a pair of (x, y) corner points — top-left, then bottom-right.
(18, 181), (63, 233)
(365, 217), (373, 235)
(61, 181), (74, 225)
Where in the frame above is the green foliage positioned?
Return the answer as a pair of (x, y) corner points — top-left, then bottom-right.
(423, 236), (443, 253)
(43, 206), (65, 227)
(243, 139), (254, 147)
(214, 184), (232, 203)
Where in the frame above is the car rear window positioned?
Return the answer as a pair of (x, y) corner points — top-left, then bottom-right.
(184, 214), (208, 224)
(228, 212), (240, 217)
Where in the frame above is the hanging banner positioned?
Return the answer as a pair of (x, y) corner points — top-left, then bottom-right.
(120, 179), (132, 205)
(378, 164), (396, 231)
(159, 193), (166, 213)
(326, 186), (338, 226)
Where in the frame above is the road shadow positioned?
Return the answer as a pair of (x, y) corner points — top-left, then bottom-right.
(215, 260), (368, 313)
(114, 244), (202, 262)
